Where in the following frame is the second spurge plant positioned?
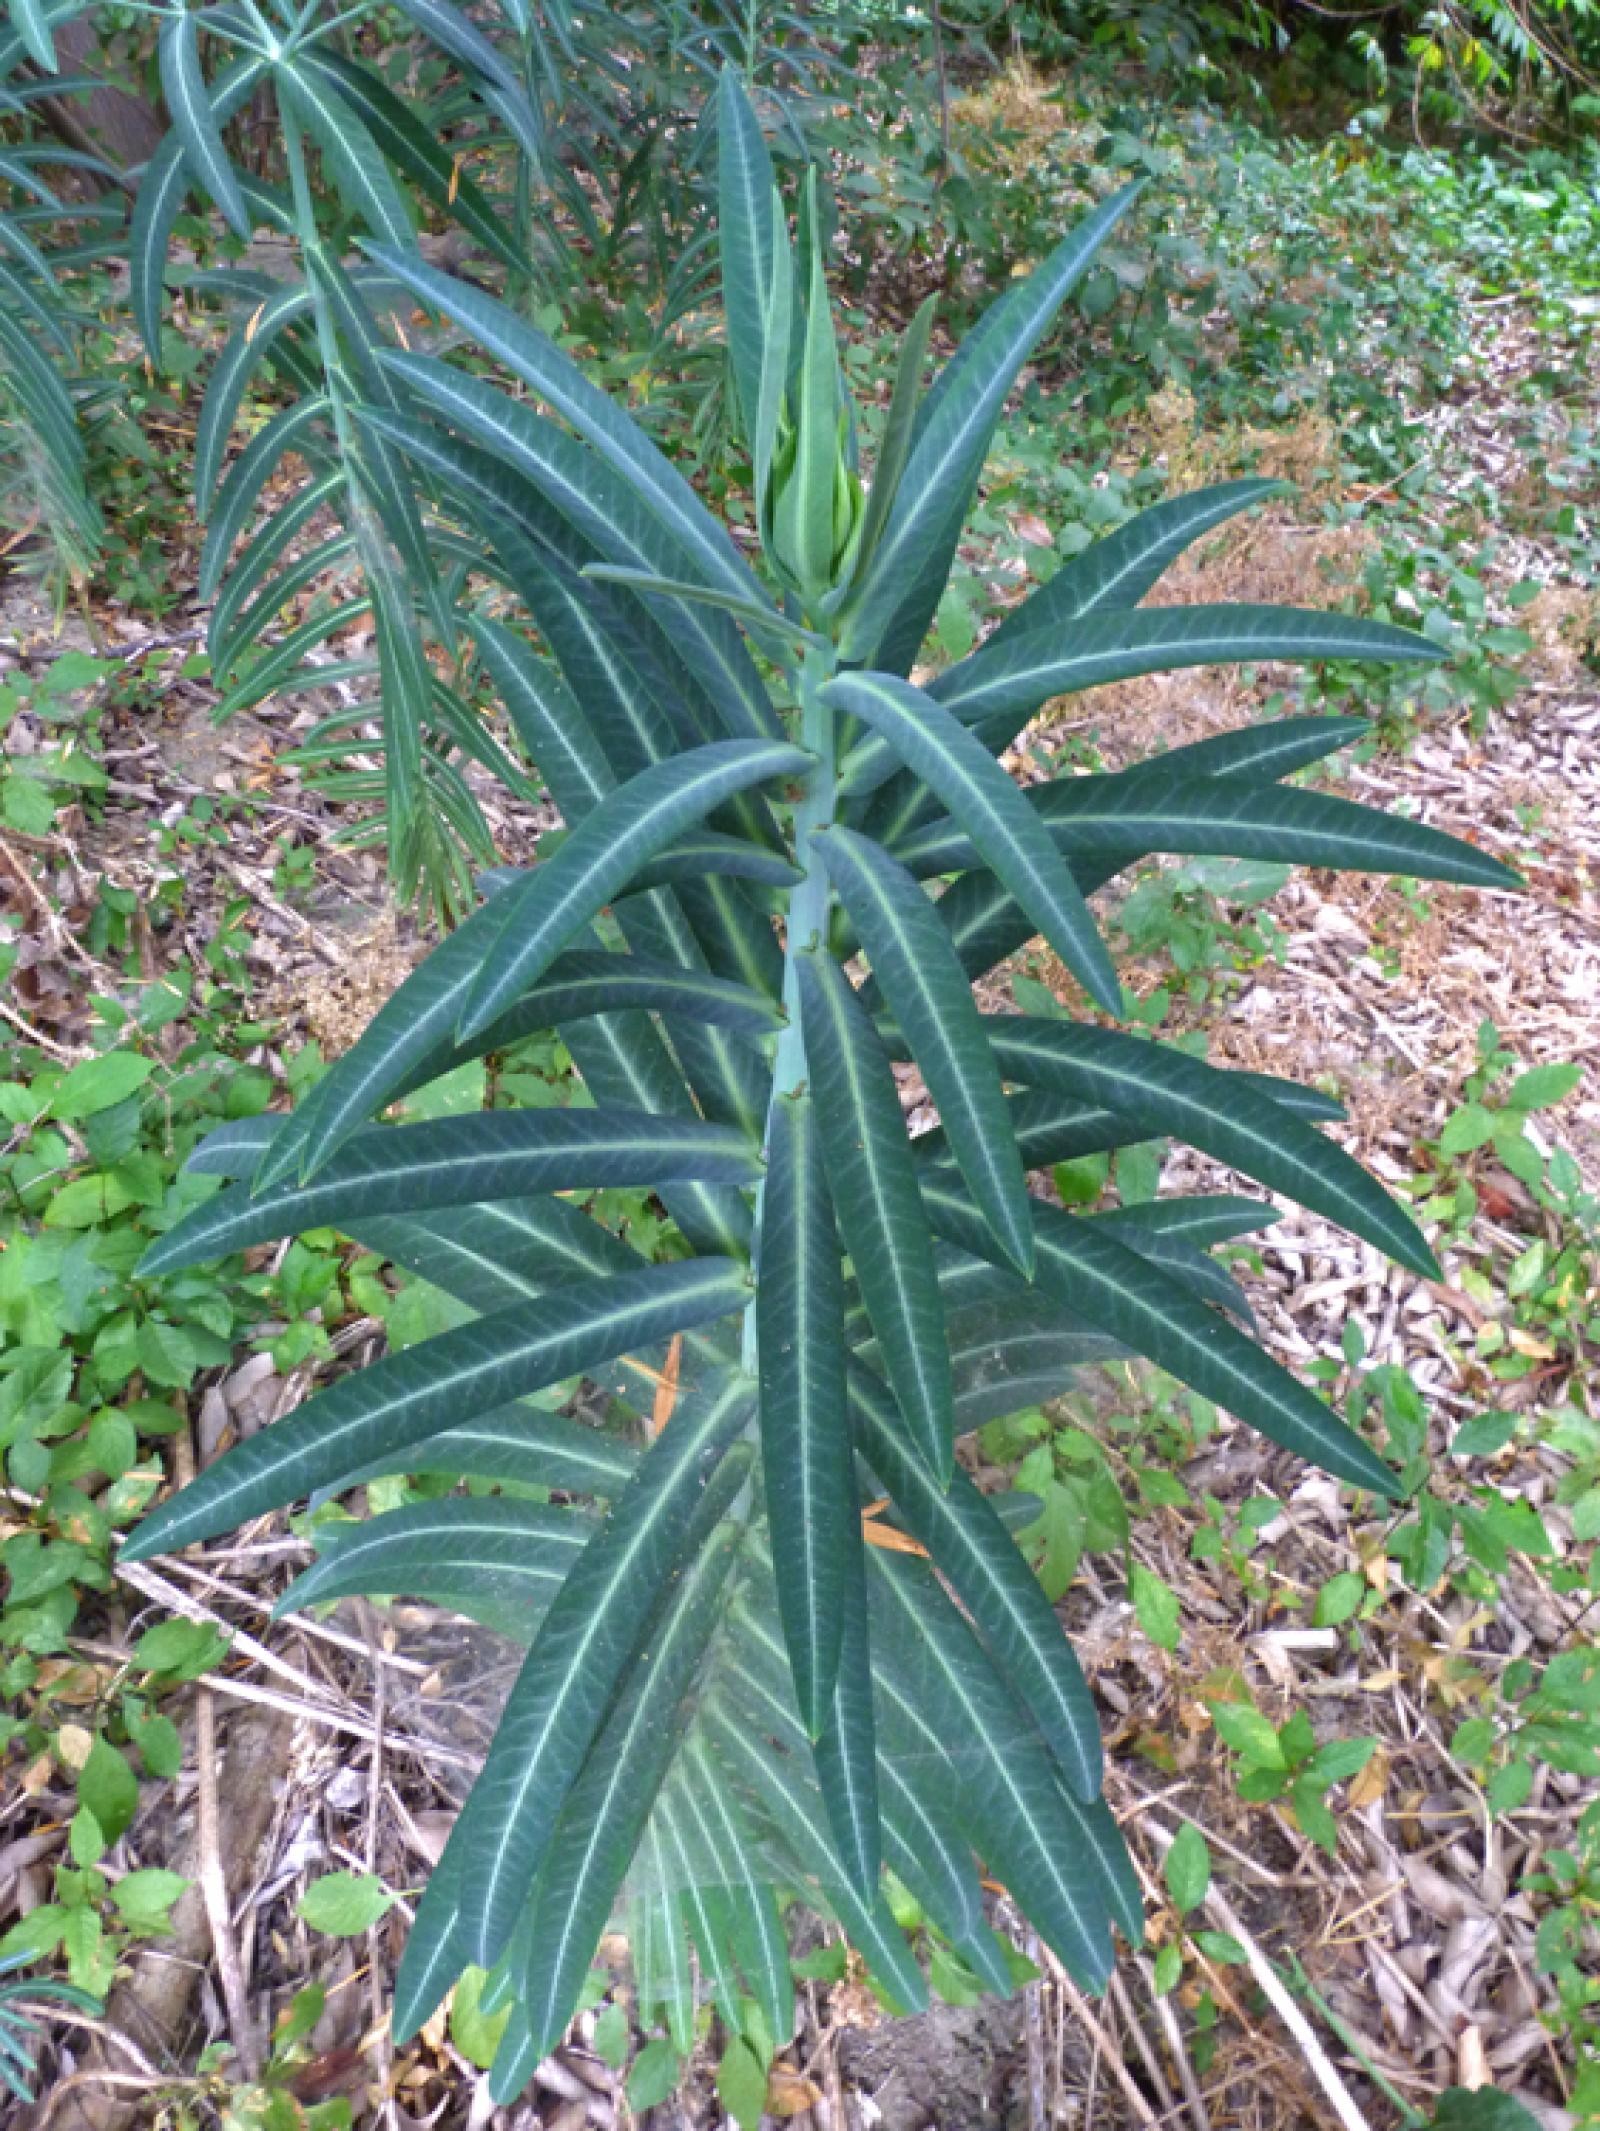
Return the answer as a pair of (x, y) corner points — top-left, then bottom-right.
(128, 71), (1518, 2088)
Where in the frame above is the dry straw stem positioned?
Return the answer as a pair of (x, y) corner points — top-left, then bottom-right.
(1143, 1817), (1376, 2131)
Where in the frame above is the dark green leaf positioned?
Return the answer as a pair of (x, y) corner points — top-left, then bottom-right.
(759, 1092), (855, 1737)
(122, 1259), (750, 1561)
(798, 952), (952, 1482)
(815, 826), (1032, 1277)
(159, 11), (251, 238)
(453, 1372), (753, 1965)
(824, 670), (1120, 1011)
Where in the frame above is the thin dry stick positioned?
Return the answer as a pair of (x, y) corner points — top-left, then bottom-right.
(1108, 1966), (1177, 2116)
(0, 993), (88, 1059)
(155, 1551), (432, 1676)
(172, 1661), (480, 1770)
(363, 1624), (398, 2129)
(39, 2069), (174, 2128)
(1143, 1821), (1375, 2131)
(1117, 1778), (1290, 1889)
(195, 1685), (261, 2079)
(1051, 1957), (1160, 2127)
(115, 1554), (388, 1709)
(1140, 1960), (1213, 2131)
(21, 2002), (163, 2079)
(1022, 1933), (1047, 2131)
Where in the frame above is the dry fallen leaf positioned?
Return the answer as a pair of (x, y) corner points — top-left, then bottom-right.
(1347, 1747), (1389, 1810)
(54, 1724), (93, 1771)
(767, 2065), (824, 2117)
(1456, 2025), (1491, 2090)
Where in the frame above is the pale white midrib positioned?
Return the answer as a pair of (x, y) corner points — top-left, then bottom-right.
(307, 1511), (584, 1591)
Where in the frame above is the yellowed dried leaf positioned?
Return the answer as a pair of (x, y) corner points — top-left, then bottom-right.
(767, 2066), (823, 2117)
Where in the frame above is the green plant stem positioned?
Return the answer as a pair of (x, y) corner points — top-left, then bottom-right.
(509, 24), (537, 314)
(1282, 1953), (1424, 2127)
(742, 633), (837, 1373)
(299, 0), (384, 48)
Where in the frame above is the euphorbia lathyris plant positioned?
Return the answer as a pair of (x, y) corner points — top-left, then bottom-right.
(127, 71), (1518, 2091)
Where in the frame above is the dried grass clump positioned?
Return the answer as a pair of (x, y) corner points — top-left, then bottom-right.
(951, 60), (1068, 143)
(289, 914), (419, 1057)
(1521, 583), (1600, 686)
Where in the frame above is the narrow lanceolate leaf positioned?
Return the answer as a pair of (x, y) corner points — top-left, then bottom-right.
(277, 1498), (591, 1617)
(301, 49), (520, 272)
(7, 0), (58, 72)
(701, 1703), (929, 2015)
(658, 1795), (753, 2028)
(983, 1016), (1439, 1278)
(366, 247), (770, 618)
(261, 738), (797, 1190)
(159, 11), (251, 239)
(624, 830), (804, 890)
(987, 476), (1288, 644)
(121, 1258), (750, 1562)
(358, 520), (426, 890)
(328, 1404), (639, 1500)
(392, 1847), (465, 2040)
(840, 181), (1143, 672)
(810, 1512), (882, 1897)
(892, 770), (1523, 891)
(849, 1363), (1100, 1798)
(934, 604), (1448, 740)
(797, 951), (952, 1483)
(519, 1528), (740, 2057)
(716, 66), (781, 443)
(842, 605), (1445, 804)
(1124, 714), (1374, 785)
(581, 565), (816, 646)
(671, 1740), (796, 2042)
(759, 1093), (855, 1737)
(1058, 1787), (1145, 1945)
(457, 738), (808, 1040)
(855, 292), (935, 572)
(906, 1068), (1336, 1184)
(194, 282), (315, 512)
(878, 719), (1382, 988)
(630, 1855), (696, 2052)
(367, 391), (782, 746)
(200, 395), (328, 602)
(923, 1186), (1401, 1496)
(725, 1604), (894, 1923)
(280, 64), (414, 251)
(752, 188), (793, 527)
(142, 1108), (762, 1274)
(387, 949), (784, 1103)
(210, 483), (345, 674)
(824, 671), (1121, 1013)
(849, 1656), (1014, 1993)
(455, 1374), (755, 1966)
(131, 52), (269, 359)
(387, 0), (522, 95)
(864, 706), (1376, 891)
(814, 827), (1033, 1277)
(870, 1554), (1115, 1987)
